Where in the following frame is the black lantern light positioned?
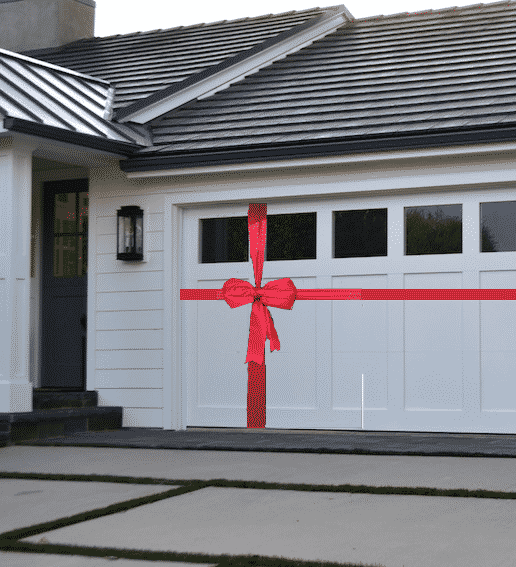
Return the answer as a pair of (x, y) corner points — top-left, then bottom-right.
(117, 206), (143, 261)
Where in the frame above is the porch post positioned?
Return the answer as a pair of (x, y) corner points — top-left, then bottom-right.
(0, 138), (35, 412)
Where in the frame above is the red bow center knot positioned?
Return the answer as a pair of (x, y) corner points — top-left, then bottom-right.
(221, 277), (297, 366)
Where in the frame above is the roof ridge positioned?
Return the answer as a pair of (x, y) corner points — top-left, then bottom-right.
(87, 5), (328, 42)
(348, 0), (516, 23)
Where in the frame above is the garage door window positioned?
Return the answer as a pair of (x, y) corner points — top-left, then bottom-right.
(200, 212), (316, 263)
(266, 212), (316, 261)
(334, 208), (387, 258)
(480, 201), (516, 252)
(405, 204), (462, 256)
(201, 216), (248, 263)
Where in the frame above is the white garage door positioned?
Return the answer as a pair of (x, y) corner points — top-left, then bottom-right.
(182, 192), (516, 433)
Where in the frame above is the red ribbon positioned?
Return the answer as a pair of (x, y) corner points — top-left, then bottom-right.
(220, 204), (296, 366)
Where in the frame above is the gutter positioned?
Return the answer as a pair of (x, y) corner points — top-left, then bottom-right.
(120, 123), (516, 176)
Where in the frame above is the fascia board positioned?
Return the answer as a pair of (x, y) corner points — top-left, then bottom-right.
(124, 141), (516, 178)
(3, 116), (139, 156)
(120, 125), (516, 175)
(117, 8), (348, 125)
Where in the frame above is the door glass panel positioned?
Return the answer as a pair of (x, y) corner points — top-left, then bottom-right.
(334, 208), (387, 258)
(201, 216), (248, 263)
(54, 235), (79, 277)
(405, 204), (462, 255)
(78, 192), (88, 234)
(52, 191), (88, 277)
(54, 192), (76, 233)
(480, 201), (516, 252)
(79, 235), (87, 276)
(266, 212), (316, 261)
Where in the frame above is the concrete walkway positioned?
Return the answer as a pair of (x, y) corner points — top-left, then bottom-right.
(2, 427), (516, 567)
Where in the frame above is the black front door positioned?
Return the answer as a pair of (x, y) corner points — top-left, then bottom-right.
(41, 179), (88, 390)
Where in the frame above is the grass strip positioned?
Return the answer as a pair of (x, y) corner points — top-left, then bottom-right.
(2, 469), (513, 567)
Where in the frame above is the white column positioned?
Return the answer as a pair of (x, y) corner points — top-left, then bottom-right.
(0, 138), (35, 412)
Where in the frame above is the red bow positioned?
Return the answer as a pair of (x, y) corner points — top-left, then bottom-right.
(221, 204), (296, 366)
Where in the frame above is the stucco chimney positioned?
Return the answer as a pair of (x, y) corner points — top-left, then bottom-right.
(0, 0), (95, 53)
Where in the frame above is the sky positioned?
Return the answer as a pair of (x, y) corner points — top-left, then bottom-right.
(94, 0), (497, 37)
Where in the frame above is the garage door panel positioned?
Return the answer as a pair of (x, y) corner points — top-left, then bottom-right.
(481, 351), (516, 412)
(481, 301), (516, 351)
(361, 352), (389, 410)
(197, 349), (248, 407)
(196, 278), (251, 409)
(261, 276), (318, 410)
(480, 271), (516, 351)
(405, 351), (463, 410)
(262, 276), (317, 354)
(197, 278), (252, 354)
(331, 353), (362, 411)
(331, 352), (388, 410)
(405, 272), (463, 352)
(332, 275), (388, 353)
(266, 355), (317, 409)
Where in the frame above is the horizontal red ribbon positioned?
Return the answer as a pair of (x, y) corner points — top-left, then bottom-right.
(181, 289), (516, 301)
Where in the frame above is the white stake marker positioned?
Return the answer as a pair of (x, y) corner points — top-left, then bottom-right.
(361, 373), (364, 429)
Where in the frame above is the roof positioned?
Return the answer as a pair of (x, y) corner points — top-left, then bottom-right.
(119, 0), (516, 171)
(0, 48), (150, 154)
(7, 0), (516, 171)
(22, 7), (332, 118)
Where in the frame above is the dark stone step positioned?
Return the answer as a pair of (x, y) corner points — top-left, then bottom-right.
(32, 389), (98, 410)
(0, 406), (123, 448)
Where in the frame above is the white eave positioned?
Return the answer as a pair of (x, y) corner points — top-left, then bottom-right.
(117, 4), (353, 125)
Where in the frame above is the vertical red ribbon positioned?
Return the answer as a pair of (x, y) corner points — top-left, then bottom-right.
(247, 204), (267, 427)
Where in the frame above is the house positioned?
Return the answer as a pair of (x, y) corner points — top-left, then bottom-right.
(2, 0), (516, 446)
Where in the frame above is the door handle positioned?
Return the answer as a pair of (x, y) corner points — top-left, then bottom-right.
(80, 314), (87, 330)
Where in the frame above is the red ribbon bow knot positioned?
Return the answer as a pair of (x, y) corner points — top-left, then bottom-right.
(222, 277), (297, 366)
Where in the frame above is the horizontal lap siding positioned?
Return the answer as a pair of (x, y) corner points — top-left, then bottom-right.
(94, 198), (165, 428)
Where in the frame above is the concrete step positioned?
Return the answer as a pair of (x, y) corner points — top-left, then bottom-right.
(0, 390), (123, 448)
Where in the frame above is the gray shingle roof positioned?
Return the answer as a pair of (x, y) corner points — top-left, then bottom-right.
(137, 1), (516, 156)
(22, 7), (327, 114)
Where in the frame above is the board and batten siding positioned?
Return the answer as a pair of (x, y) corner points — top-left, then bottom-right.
(92, 190), (165, 428)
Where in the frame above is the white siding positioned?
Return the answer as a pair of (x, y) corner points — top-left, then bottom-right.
(91, 191), (165, 427)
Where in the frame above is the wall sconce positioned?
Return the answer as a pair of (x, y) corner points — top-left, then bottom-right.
(117, 206), (143, 261)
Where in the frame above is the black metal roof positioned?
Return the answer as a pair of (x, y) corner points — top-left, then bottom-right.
(22, 7), (327, 116)
(0, 48), (149, 154)
(118, 0), (516, 171)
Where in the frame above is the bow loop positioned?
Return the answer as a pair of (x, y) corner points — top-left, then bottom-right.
(222, 277), (297, 312)
(259, 278), (297, 310)
(221, 278), (255, 309)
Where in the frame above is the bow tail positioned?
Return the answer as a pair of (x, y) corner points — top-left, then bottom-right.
(265, 308), (280, 353)
(245, 303), (281, 365)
